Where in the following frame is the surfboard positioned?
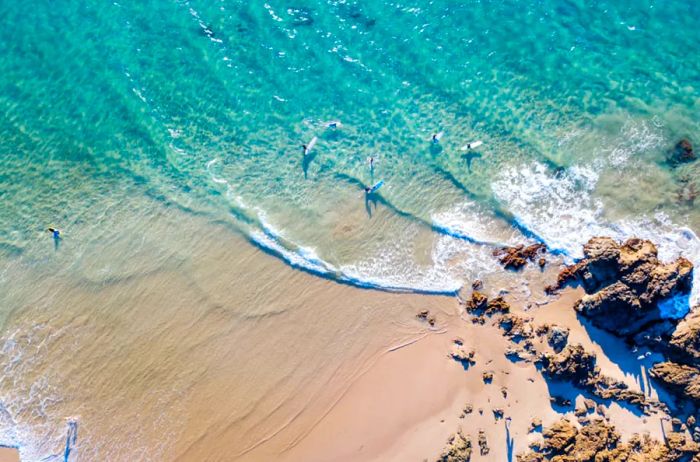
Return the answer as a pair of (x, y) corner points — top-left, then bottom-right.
(369, 180), (384, 193)
(461, 140), (483, 150)
(305, 136), (318, 155)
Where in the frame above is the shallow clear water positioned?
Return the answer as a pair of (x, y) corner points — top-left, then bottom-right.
(3, 0), (700, 294)
(1, 0), (700, 458)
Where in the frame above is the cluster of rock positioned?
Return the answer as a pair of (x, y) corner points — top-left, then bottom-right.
(538, 344), (659, 414)
(550, 236), (700, 420)
(549, 237), (692, 335)
(436, 429), (472, 462)
(464, 291), (510, 318)
(518, 418), (700, 462)
(450, 339), (476, 369)
(493, 243), (547, 270)
(441, 236), (700, 462)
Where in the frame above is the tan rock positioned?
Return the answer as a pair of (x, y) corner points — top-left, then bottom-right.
(436, 429), (472, 462)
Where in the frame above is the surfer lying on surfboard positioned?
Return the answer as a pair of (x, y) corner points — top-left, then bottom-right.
(364, 180), (384, 194)
(461, 140), (483, 150)
(302, 136), (318, 155)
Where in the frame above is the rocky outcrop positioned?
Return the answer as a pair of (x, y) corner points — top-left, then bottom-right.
(668, 139), (697, 166)
(477, 430), (489, 456)
(539, 344), (657, 413)
(499, 313), (534, 341)
(518, 418), (700, 461)
(550, 237), (693, 337)
(649, 362), (700, 406)
(450, 341), (476, 368)
(670, 310), (700, 363)
(546, 325), (569, 353)
(549, 237), (700, 413)
(493, 244), (546, 270)
(540, 344), (597, 385)
(437, 429), (472, 462)
(464, 291), (510, 317)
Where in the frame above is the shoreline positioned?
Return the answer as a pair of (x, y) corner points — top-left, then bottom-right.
(1, 197), (697, 461)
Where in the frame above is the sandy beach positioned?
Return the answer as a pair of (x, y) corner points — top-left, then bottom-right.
(2, 194), (696, 461)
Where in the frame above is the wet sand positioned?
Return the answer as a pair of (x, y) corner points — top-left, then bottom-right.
(0, 199), (676, 461)
(0, 201), (456, 461)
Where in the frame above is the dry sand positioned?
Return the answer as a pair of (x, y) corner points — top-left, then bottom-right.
(268, 273), (671, 461)
(0, 448), (19, 462)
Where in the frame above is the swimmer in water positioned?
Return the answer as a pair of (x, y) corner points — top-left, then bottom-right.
(369, 156), (375, 170)
(326, 120), (341, 129)
(47, 227), (61, 239)
(302, 144), (308, 155)
(432, 133), (439, 144)
(364, 186), (371, 193)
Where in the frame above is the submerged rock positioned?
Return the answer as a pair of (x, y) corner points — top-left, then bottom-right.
(437, 429), (472, 462)
(668, 139), (697, 165)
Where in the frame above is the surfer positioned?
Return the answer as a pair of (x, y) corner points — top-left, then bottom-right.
(364, 180), (384, 194)
(462, 140), (483, 150)
(303, 136), (318, 156)
(432, 133), (439, 144)
(47, 227), (61, 239)
(369, 156), (375, 170)
(326, 120), (341, 129)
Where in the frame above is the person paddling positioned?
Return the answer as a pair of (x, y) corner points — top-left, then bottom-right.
(303, 136), (318, 156)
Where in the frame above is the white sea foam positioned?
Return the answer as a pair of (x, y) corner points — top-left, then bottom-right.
(431, 201), (527, 247)
(492, 162), (605, 257)
(493, 161), (700, 305)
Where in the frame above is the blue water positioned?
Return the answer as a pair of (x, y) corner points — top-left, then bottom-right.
(2, 1), (700, 458)
(2, 1), (700, 292)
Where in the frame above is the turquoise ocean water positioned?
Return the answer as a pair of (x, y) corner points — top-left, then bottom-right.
(1, 0), (700, 458)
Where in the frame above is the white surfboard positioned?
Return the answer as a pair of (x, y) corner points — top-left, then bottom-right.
(461, 140), (483, 151)
(304, 136), (318, 155)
